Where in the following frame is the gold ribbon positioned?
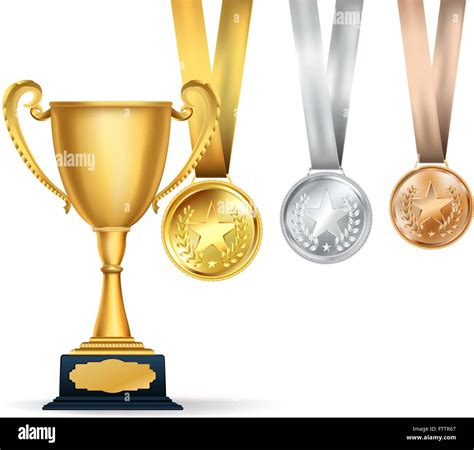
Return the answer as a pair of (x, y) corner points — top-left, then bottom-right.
(398, 0), (465, 163)
(171, 0), (252, 178)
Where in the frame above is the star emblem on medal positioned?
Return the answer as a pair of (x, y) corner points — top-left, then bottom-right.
(411, 182), (452, 233)
(305, 190), (347, 241)
(189, 202), (236, 254)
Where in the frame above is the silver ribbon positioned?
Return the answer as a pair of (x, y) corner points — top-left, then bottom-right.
(290, 0), (363, 170)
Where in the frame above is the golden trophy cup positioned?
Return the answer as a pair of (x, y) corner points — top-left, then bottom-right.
(3, 79), (219, 410)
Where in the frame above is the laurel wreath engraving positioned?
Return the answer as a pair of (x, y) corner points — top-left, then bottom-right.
(440, 186), (463, 237)
(291, 194), (361, 253)
(334, 197), (361, 252)
(292, 194), (319, 251)
(400, 185), (462, 237)
(175, 205), (248, 269)
(400, 185), (420, 235)
(175, 206), (204, 267)
(221, 210), (248, 268)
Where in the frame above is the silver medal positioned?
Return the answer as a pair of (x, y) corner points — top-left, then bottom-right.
(284, 0), (370, 262)
(281, 172), (371, 263)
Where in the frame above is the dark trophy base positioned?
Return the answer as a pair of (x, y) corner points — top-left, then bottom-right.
(43, 355), (182, 411)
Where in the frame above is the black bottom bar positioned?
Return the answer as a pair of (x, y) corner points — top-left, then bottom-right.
(2, 418), (474, 449)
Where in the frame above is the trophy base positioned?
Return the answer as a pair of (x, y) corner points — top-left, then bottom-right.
(42, 354), (182, 411)
(43, 397), (182, 410)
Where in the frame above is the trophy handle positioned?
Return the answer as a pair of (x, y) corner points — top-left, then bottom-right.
(152, 80), (220, 213)
(3, 80), (71, 213)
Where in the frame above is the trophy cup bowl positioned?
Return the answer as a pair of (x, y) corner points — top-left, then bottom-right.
(3, 80), (219, 409)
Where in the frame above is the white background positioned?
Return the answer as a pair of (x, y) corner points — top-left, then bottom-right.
(0, 0), (473, 417)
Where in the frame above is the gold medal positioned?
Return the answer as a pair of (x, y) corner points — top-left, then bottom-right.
(390, 165), (472, 249)
(162, 180), (261, 280)
(155, 0), (260, 279)
(391, 1), (471, 249)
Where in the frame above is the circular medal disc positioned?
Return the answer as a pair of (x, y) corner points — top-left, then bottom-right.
(281, 172), (372, 263)
(162, 180), (262, 281)
(390, 165), (472, 249)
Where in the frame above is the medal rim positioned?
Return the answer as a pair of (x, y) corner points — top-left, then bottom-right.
(389, 165), (473, 249)
(161, 179), (262, 281)
(280, 172), (372, 264)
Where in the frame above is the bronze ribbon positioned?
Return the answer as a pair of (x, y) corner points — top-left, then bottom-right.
(398, 0), (465, 163)
(171, 0), (252, 178)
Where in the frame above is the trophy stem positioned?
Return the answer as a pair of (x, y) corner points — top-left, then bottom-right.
(93, 227), (131, 338)
(71, 227), (153, 355)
